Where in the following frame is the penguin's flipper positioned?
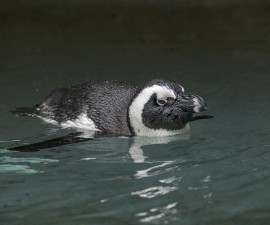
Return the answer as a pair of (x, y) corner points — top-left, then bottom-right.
(8, 132), (98, 152)
(190, 115), (214, 122)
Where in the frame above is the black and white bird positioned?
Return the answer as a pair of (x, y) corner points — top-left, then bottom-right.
(15, 79), (208, 137)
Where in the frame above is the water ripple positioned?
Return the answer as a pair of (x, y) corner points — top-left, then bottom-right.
(132, 186), (177, 199)
(0, 156), (59, 164)
(134, 161), (175, 179)
(200, 175), (211, 183)
(159, 176), (182, 184)
(0, 156), (59, 174)
(0, 164), (40, 174)
(136, 202), (178, 223)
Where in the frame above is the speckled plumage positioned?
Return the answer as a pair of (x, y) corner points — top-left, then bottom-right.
(34, 81), (138, 136)
(14, 79), (208, 137)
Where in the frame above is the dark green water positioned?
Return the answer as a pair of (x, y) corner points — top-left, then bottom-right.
(1, 1), (270, 225)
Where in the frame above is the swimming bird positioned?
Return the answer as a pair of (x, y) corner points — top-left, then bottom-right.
(14, 79), (208, 136)
(10, 79), (212, 151)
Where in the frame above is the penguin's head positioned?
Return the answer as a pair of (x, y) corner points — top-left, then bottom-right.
(129, 79), (207, 137)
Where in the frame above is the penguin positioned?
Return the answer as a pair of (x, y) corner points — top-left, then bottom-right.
(10, 79), (212, 151)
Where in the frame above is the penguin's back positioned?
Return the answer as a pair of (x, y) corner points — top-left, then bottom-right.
(35, 81), (138, 135)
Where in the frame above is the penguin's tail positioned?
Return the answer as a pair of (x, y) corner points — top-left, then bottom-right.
(11, 107), (37, 117)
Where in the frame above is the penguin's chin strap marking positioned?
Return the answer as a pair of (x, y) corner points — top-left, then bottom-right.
(190, 115), (214, 122)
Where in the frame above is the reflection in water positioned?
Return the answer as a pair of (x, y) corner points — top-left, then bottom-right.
(132, 183), (179, 223)
(0, 156), (59, 164)
(0, 134), (214, 224)
(0, 164), (40, 174)
(81, 157), (96, 161)
(159, 176), (182, 184)
(132, 158), (182, 223)
(132, 186), (178, 199)
(0, 149), (15, 154)
(129, 134), (189, 163)
(188, 185), (208, 190)
(201, 175), (211, 183)
(130, 139), (215, 224)
(134, 161), (175, 179)
(0, 133), (187, 175)
(0, 140), (20, 143)
(136, 202), (178, 223)
(0, 156), (59, 174)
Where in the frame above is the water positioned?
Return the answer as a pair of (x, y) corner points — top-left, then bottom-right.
(1, 1), (270, 225)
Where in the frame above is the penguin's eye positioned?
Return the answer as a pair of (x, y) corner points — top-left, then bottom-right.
(157, 99), (166, 106)
(156, 97), (175, 106)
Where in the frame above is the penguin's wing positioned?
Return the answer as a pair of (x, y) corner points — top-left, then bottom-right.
(8, 131), (103, 152)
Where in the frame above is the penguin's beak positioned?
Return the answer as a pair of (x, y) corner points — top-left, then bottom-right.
(178, 93), (207, 113)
